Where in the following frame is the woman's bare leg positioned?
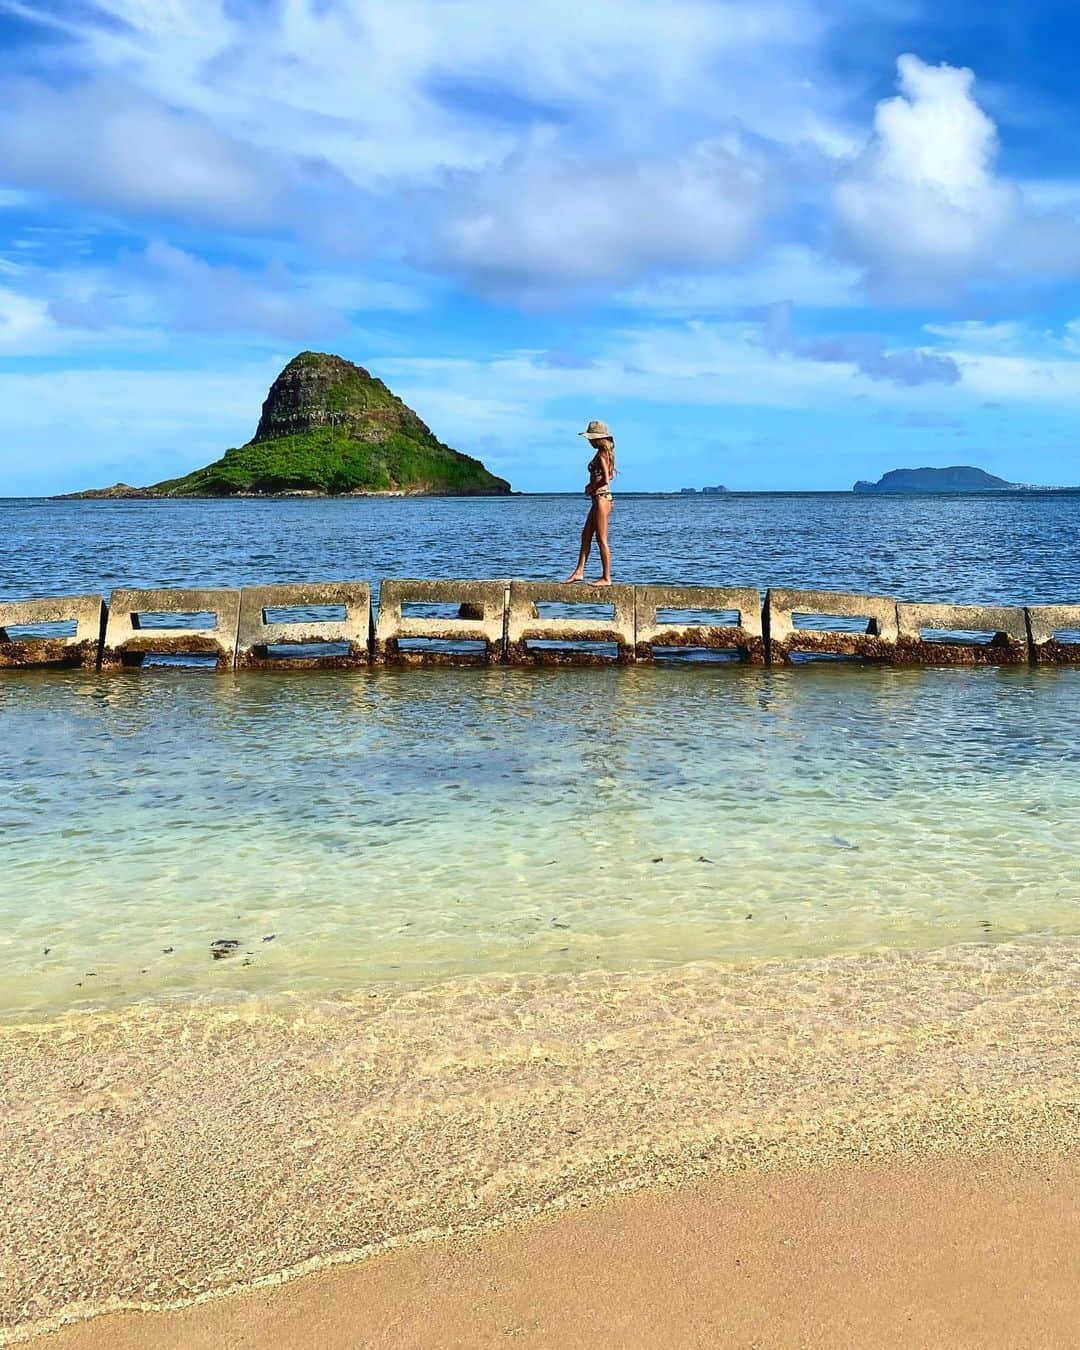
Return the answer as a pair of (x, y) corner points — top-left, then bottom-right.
(594, 498), (613, 583)
(563, 508), (596, 582)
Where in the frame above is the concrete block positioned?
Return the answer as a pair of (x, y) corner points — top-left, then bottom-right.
(373, 578), (508, 664)
(1026, 605), (1080, 663)
(635, 585), (764, 662)
(506, 581), (635, 664)
(236, 582), (371, 669)
(896, 603), (1029, 665)
(766, 588), (899, 663)
(0, 594), (105, 669)
(101, 588), (240, 670)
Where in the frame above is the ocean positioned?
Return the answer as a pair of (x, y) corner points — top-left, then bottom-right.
(6, 490), (1080, 600)
(1, 491), (1079, 1019)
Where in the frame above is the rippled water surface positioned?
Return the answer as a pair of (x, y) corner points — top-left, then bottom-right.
(2, 660), (1079, 1017)
(2, 494), (1080, 1019)
(5, 490), (1080, 601)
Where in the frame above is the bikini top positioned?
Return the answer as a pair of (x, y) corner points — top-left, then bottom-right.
(588, 452), (612, 482)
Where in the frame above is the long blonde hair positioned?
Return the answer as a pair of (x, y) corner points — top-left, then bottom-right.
(590, 436), (616, 479)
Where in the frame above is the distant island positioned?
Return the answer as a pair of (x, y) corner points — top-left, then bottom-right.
(679, 485), (728, 495)
(59, 352), (511, 499)
(854, 466), (1015, 493)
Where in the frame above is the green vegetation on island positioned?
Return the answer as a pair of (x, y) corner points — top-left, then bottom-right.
(63, 352), (511, 498)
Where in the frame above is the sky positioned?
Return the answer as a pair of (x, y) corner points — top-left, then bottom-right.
(2, 1), (1080, 494)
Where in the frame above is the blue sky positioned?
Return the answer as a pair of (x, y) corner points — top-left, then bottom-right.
(2, 1), (1080, 494)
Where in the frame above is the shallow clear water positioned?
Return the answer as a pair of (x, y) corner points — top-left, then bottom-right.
(2, 660), (1078, 1018)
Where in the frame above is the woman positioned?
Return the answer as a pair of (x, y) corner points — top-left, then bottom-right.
(563, 419), (616, 585)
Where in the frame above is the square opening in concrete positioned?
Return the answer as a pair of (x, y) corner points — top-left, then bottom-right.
(788, 650), (868, 664)
(650, 645), (742, 664)
(139, 652), (220, 669)
(2, 619), (78, 640)
(400, 601), (467, 619)
(654, 607), (741, 626)
(792, 611), (880, 635)
(1051, 628), (1080, 644)
(262, 604), (347, 625)
(534, 601), (616, 620)
(918, 627), (1004, 645)
(262, 642), (353, 660)
(395, 637), (489, 655)
(525, 639), (620, 658)
(133, 611), (218, 630)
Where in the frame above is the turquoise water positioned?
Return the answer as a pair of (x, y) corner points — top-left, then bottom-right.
(2, 661), (1078, 1018)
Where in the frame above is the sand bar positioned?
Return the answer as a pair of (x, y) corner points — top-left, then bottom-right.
(2, 937), (1078, 1344)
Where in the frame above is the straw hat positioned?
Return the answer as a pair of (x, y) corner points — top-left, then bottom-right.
(578, 419), (612, 440)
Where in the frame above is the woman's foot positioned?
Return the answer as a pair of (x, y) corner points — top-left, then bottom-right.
(562, 572), (585, 584)
(594, 577), (612, 586)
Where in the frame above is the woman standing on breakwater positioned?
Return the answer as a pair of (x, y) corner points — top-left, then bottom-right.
(563, 419), (616, 585)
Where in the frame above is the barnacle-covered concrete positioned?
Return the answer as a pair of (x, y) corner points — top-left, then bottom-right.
(100, 588), (241, 671)
(373, 578), (508, 664)
(236, 582), (371, 669)
(506, 581), (635, 664)
(635, 585), (764, 663)
(0, 594), (104, 669)
(766, 588), (900, 663)
(896, 603), (1030, 665)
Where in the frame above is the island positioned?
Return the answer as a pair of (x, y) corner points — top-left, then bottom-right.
(853, 466), (1015, 493)
(678, 485), (729, 494)
(59, 352), (511, 498)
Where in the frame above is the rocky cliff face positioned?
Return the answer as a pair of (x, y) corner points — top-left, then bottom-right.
(252, 352), (431, 445)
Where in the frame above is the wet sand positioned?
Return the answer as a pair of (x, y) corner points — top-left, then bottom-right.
(30, 1149), (1080, 1349)
(2, 938), (1078, 1345)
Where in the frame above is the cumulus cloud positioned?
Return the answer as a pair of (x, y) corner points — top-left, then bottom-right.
(0, 80), (286, 228)
(834, 56), (1016, 295)
(0, 0), (847, 291)
(834, 54), (1080, 299)
(0, 287), (62, 353)
(424, 136), (771, 297)
(617, 245), (860, 313)
(763, 301), (960, 386)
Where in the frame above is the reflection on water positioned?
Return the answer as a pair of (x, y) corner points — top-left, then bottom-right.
(1, 662), (1078, 1017)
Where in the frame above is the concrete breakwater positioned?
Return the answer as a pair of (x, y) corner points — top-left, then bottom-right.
(1, 580), (1079, 670)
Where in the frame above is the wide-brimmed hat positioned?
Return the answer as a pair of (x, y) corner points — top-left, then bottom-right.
(578, 419), (612, 440)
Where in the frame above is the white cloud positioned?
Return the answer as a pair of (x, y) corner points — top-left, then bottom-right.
(0, 79), (285, 228)
(924, 320), (1027, 347)
(834, 55), (1016, 295)
(764, 301), (960, 386)
(0, 287), (61, 353)
(949, 352), (1080, 403)
(0, 0), (850, 292)
(617, 245), (860, 312)
(834, 55), (1080, 299)
(425, 136), (771, 296)
(0, 243), (423, 354)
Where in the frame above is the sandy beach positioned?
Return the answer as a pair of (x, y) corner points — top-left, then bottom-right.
(29, 1149), (1079, 1349)
(3, 937), (1077, 1346)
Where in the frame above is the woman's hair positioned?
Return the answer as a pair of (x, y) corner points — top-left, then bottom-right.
(592, 436), (616, 477)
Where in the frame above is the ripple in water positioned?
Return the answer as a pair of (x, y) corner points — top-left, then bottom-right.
(1, 661), (1079, 1017)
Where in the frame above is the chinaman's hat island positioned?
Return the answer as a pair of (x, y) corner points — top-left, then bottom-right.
(59, 352), (513, 500)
